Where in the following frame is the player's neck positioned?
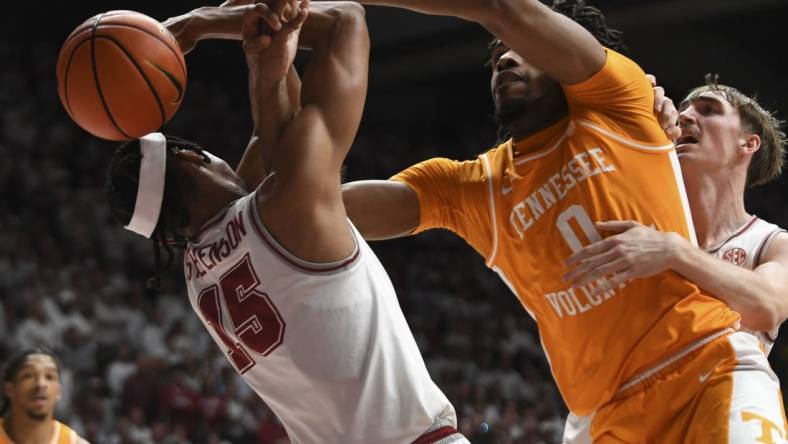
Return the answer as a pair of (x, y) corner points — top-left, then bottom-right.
(684, 171), (750, 250)
(4, 412), (57, 444)
(508, 102), (568, 143)
(184, 182), (247, 239)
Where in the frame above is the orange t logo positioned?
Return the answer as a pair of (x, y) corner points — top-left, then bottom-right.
(742, 411), (784, 444)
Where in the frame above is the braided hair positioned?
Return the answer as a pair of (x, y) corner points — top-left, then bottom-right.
(105, 135), (206, 290)
(551, 0), (626, 54)
(1, 348), (61, 416)
(492, 0), (627, 143)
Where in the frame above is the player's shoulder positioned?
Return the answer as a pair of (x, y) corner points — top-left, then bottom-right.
(57, 421), (90, 444)
(0, 419), (8, 444)
(566, 48), (645, 88)
(753, 217), (786, 233)
(757, 223), (788, 265)
(765, 230), (788, 251)
(400, 153), (488, 179)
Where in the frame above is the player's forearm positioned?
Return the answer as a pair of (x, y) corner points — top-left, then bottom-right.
(482, 0), (605, 84)
(164, 7), (245, 54)
(342, 180), (419, 240)
(248, 64), (294, 157)
(358, 0), (604, 84)
(354, 0), (488, 22)
(238, 66), (301, 188)
(670, 240), (781, 331)
(166, 4), (364, 55)
(235, 134), (265, 189)
(297, 2), (366, 50)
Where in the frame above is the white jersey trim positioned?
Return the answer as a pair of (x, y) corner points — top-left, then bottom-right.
(513, 120), (575, 166)
(248, 194), (361, 274)
(190, 201), (238, 244)
(575, 119), (675, 153)
(481, 153), (499, 266)
(705, 215), (759, 254)
(754, 228), (785, 266)
(668, 151), (699, 246)
(615, 328), (735, 395)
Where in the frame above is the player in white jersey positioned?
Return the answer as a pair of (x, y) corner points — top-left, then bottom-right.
(563, 77), (788, 442)
(105, 2), (464, 443)
(704, 216), (785, 353)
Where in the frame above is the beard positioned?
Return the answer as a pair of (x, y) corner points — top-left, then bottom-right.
(26, 409), (49, 421)
(494, 96), (529, 129)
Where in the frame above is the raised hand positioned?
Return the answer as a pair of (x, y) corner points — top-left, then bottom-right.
(166, 1), (286, 55)
(243, 0), (309, 83)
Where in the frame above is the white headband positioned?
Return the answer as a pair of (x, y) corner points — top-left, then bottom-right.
(125, 132), (167, 238)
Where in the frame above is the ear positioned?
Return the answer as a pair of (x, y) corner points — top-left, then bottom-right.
(739, 133), (761, 156)
(173, 149), (205, 165)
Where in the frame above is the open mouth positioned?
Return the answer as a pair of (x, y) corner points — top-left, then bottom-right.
(675, 135), (698, 151)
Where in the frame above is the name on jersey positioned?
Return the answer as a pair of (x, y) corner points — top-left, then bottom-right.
(509, 148), (615, 239)
(545, 276), (628, 318)
(185, 212), (248, 281)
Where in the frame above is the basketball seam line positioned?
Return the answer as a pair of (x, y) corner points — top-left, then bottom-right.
(91, 13), (131, 140)
(94, 22), (187, 82)
(62, 38), (92, 120)
(63, 10), (137, 47)
(62, 26), (93, 48)
(94, 35), (167, 127)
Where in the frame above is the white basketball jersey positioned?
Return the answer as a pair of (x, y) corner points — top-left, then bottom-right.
(707, 216), (785, 354)
(183, 193), (456, 444)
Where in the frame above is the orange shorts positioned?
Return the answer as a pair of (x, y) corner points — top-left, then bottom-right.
(564, 332), (788, 443)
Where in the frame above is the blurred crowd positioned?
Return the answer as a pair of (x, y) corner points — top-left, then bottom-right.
(1, 33), (787, 444)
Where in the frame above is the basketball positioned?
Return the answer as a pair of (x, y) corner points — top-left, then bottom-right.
(56, 10), (187, 141)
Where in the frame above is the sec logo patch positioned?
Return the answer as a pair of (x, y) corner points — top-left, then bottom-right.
(722, 247), (747, 265)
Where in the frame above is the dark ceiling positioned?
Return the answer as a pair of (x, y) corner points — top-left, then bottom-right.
(9, 0), (788, 126)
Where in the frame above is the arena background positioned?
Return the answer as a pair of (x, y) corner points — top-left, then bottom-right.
(2, 0), (787, 442)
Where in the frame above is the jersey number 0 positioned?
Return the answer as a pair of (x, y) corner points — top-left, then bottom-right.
(197, 253), (285, 373)
(557, 204), (602, 253)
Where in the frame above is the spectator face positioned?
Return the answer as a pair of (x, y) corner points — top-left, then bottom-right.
(4, 354), (61, 420)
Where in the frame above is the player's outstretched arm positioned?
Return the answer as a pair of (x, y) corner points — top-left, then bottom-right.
(246, 2), (369, 262)
(342, 180), (420, 240)
(164, 2), (285, 54)
(236, 67), (302, 189)
(357, 0), (605, 84)
(164, 0), (306, 189)
(563, 221), (788, 332)
(265, 2), (370, 190)
(239, 1), (307, 187)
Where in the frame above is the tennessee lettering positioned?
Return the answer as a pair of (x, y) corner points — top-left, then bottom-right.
(510, 147), (615, 239)
(545, 276), (628, 318)
(186, 212), (247, 281)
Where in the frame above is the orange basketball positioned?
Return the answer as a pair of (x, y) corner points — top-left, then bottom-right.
(56, 10), (187, 141)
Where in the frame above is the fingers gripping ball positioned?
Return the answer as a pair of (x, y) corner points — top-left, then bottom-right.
(56, 11), (187, 141)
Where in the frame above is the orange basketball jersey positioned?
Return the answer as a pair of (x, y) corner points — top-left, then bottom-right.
(392, 50), (740, 416)
(0, 418), (86, 444)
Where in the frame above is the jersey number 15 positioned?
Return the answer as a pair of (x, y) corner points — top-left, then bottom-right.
(197, 253), (285, 373)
